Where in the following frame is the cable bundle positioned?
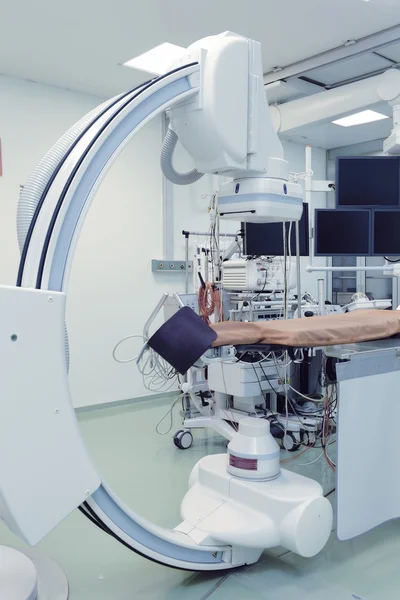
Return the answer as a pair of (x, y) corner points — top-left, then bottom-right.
(137, 346), (178, 392)
(237, 349), (337, 470)
(113, 334), (178, 392)
(198, 282), (224, 324)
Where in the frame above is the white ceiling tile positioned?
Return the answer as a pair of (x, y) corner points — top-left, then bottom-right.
(378, 42), (400, 63)
(305, 53), (393, 85)
(281, 101), (393, 149)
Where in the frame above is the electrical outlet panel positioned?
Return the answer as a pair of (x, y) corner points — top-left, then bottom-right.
(152, 260), (193, 273)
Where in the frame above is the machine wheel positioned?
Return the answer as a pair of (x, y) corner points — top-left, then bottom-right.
(302, 430), (316, 446)
(282, 433), (300, 452)
(173, 430), (193, 450)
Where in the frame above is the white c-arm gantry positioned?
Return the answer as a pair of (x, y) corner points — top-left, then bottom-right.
(0, 32), (331, 598)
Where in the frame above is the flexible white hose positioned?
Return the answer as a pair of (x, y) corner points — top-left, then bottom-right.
(17, 97), (116, 252)
(160, 126), (204, 185)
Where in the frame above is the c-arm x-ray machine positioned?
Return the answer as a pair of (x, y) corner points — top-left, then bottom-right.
(3, 30), (400, 598)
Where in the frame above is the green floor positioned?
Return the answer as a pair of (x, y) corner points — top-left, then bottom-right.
(2, 395), (400, 599)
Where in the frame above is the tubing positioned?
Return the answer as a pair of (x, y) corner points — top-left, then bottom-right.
(17, 98), (116, 252)
(160, 127), (204, 185)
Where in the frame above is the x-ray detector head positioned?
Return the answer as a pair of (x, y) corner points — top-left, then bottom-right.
(163, 31), (303, 222)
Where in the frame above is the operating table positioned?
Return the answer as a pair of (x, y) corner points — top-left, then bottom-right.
(147, 305), (400, 374)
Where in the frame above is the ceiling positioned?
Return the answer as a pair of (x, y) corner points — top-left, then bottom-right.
(0, 0), (400, 98)
(266, 36), (400, 149)
(1, 0), (400, 149)
(282, 101), (394, 149)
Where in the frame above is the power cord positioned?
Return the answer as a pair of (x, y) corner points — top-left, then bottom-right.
(155, 394), (185, 435)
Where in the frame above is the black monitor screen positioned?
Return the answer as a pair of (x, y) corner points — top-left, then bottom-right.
(314, 209), (371, 256)
(337, 156), (400, 208)
(373, 210), (400, 256)
(242, 203), (309, 256)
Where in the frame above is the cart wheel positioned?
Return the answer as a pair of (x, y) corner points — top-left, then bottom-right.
(173, 430), (193, 450)
(282, 433), (300, 452)
(307, 431), (316, 446)
(302, 431), (310, 446)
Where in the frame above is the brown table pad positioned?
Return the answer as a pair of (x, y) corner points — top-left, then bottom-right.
(210, 310), (400, 348)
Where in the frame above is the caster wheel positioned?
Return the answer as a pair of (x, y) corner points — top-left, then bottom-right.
(282, 433), (300, 452)
(304, 431), (316, 446)
(173, 430), (193, 450)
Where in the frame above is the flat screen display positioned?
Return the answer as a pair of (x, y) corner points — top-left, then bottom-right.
(373, 210), (400, 256)
(337, 156), (400, 208)
(314, 209), (371, 256)
(242, 203), (309, 257)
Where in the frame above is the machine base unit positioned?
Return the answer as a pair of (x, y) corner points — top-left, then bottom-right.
(176, 454), (333, 559)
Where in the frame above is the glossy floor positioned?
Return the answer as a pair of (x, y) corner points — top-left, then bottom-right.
(2, 396), (399, 599)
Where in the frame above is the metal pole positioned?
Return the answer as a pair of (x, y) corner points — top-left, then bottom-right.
(283, 222), (287, 319)
(307, 265), (394, 273)
(240, 300), (307, 306)
(203, 249), (209, 282)
(318, 279), (326, 316)
(143, 293), (169, 339)
(305, 145), (313, 267)
(184, 233), (190, 294)
(162, 113), (174, 260)
(182, 230), (237, 238)
(295, 220), (301, 318)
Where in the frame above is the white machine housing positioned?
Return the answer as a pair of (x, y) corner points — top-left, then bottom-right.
(177, 449), (333, 558)
(0, 285), (100, 545)
(208, 360), (282, 398)
(345, 297), (392, 312)
(168, 31), (303, 223)
(222, 259), (297, 292)
(218, 177), (303, 222)
(227, 419), (281, 481)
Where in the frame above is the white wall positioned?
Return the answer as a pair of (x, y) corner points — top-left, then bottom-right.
(0, 75), (327, 409)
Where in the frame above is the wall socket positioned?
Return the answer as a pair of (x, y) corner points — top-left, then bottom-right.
(152, 260), (193, 273)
